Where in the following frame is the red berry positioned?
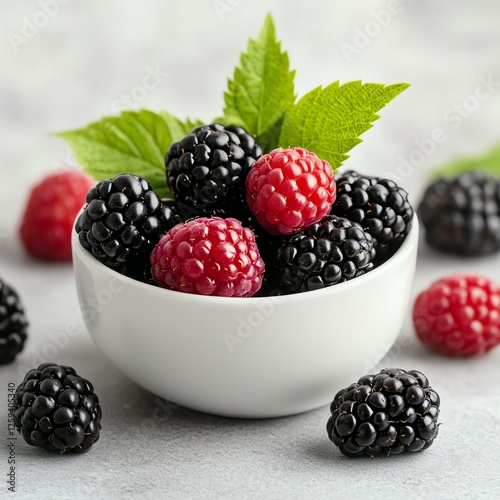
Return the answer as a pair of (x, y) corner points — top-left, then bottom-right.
(150, 217), (265, 297)
(413, 274), (500, 357)
(20, 170), (95, 261)
(245, 147), (336, 235)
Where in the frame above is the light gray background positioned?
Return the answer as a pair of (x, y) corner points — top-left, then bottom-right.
(1, 1), (500, 499)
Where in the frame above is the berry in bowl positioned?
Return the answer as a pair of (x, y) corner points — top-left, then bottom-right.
(72, 133), (418, 418)
(55, 15), (415, 418)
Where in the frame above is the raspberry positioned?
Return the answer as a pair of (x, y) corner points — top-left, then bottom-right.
(418, 171), (500, 256)
(165, 123), (262, 218)
(413, 274), (500, 357)
(273, 215), (375, 294)
(245, 147), (336, 235)
(151, 217), (265, 297)
(20, 170), (95, 261)
(75, 174), (181, 281)
(327, 368), (440, 457)
(331, 170), (413, 256)
(0, 278), (28, 365)
(14, 363), (102, 453)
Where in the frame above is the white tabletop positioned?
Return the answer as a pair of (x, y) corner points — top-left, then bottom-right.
(1, 1), (500, 498)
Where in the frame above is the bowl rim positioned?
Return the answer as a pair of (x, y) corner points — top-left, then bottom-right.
(72, 213), (419, 304)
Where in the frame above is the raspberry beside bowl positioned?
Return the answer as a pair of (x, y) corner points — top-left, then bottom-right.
(72, 216), (419, 418)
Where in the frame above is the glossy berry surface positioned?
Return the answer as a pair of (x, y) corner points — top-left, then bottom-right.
(327, 368), (440, 458)
(246, 147), (336, 235)
(75, 173), (181, 280)
(151, 217), (265, 297)
(165, 123), (262, 217)
(418, 171), (500, 256)
(0, 279), (28, 365)
(14, 363), (102, 453)
(273, 215), (374, 294)
(20, 170), (95, 261)
(413, 274), (500, 357)
(331, 170), (413, 255)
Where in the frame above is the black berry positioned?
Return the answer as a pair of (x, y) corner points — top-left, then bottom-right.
(75, 174), (181, 280)
(0, 279), (28, 365)
(418, 171), (500, 256)
(272, 215), (375, 294)
(331, 171), (414, 257)
(327, 368), (440, 457)
(165, 123), (262, 218)
(14, 363), (102, 453)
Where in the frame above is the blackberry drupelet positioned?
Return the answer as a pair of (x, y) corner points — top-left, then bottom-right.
(327, 368), (440, 458)
(418, 171), (500, 256)
(331, 171), (413, 255)
(165, 123), (263, 217)
(14, 363), (102, 453)
(75, 173), (181, 279)
(0, 279), (28, 364)
(273, 215), (375, 294)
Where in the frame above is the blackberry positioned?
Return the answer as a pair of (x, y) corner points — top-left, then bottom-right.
(0, 279), (28, 365)
(165, 123), (263, 217)
(418, 171), (500, 256)
(273, 215), (375, 294)
(14, 363), (102, 453)
(331, 171), (413, 255)
(251, 224), (287, 297)
(75, 174), (181, 279)
(327, 368), (440, 458)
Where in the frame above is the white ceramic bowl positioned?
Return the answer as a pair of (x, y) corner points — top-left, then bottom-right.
(72, 218), (419, 418)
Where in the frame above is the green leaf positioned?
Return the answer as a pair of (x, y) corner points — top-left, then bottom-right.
(160, 110), (203, 140)
(431, 144), (500, 179)
(222, 13), (296, 152)
(279, 81), (409, 171)
(57, 110), (200, 198)
(56, 14), (409, 198)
